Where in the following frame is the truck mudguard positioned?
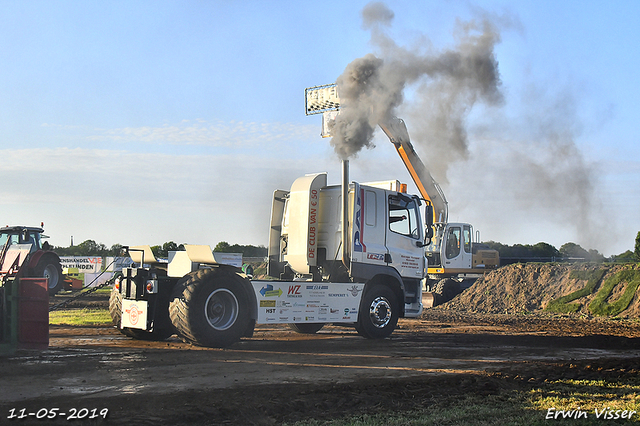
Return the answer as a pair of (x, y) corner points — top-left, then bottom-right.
(349, 262), (406, 315)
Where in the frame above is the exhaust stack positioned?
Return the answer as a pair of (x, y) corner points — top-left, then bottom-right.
(341, 159), (349, 269)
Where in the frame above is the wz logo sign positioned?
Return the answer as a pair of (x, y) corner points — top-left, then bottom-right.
(287, 285), (302, 298)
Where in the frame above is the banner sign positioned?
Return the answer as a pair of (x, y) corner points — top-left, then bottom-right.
(252, 282), (364, 324)
(59, 257), (103, 273)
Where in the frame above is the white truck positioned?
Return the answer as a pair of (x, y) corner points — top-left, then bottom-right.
(110, 84), (497, 348)
(109, 162), (433, 347)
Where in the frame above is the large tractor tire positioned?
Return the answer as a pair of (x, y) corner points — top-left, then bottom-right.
(108, 287), (173, 341)
(169, 268), (254, 348)
(289, 323), (325, 334)
(355, 284), (399, 339)
(33, 253), (63, 296)
(109, 289), (136, 338)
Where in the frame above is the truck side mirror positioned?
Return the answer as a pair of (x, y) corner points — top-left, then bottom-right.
(424, 203), (434, 227)
(423, 202), (434, 246)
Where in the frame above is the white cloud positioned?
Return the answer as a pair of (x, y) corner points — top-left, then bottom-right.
(4, 115), (638, 256)
(86, 119), (319, 149)
(0, 146), (340, 248)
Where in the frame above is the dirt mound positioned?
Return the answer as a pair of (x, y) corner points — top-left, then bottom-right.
(440, 263), (640, 318)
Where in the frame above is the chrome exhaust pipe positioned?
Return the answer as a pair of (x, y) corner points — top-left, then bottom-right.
(341, 159), (349, 269)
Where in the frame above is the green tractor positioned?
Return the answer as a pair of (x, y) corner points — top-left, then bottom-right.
(0, 225), (63, 295)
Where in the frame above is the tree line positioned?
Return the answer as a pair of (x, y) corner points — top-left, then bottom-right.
(485, 232), (640, 263)
(483, 241), (608, 262)
(52, 232), (640, 263)
(53, 240), (267, 259)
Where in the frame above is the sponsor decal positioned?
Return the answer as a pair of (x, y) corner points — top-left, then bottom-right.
(353, 188), (367, 253)
(287, 285), (303, 298)
(306, 285), (329, 290)
(259, 284), (283, 297)
(308, 188), (318, 261)
(400, 254), (421, 268)
(367, 253), (385, 262)
(125, 304), (143, 326)
(260, 300), (276, 307)
(348, 285), (363, 297)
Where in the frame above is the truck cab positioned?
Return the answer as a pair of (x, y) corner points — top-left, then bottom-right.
(267, 173), (427, 319)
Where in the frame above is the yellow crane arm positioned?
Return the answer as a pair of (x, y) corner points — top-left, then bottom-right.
(378, 118), (448, 225)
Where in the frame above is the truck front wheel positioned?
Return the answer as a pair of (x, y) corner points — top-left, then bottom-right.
(169, 268), (252, 348)
(355, 284), (399, 339)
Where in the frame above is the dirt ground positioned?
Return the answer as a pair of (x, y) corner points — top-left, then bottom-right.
(2, 268), (640, 425)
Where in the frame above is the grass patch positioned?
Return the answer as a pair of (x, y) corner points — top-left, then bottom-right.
(55, 287), (113, 296)
(284, 395), (542, 426)
(589, 269), (640, 316)
(545, 269), (605, 314)
(49, 308), (112, 326)
(284, 377), (640, 426)
(529, 377), (640, 422)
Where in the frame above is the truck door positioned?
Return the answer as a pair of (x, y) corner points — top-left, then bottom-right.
(385, 194), (424, 278)
(443, 224), (472, 270)
(351, 185), (388, 266)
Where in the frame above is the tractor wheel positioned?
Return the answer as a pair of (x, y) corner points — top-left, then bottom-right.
(289, 323), (325, 334)
(355, 284), (399, 339)
(108, 287), (173, 341)
(33, 254), (63, 295)
(169, 268), (253, 348)
(109, 288), (136, 338)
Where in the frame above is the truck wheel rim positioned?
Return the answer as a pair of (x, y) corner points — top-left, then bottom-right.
(369, 296), (392, 328)
(205, 289), (239, 331)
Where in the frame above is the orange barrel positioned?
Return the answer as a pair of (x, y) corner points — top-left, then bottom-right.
(18, 278), (49, 349)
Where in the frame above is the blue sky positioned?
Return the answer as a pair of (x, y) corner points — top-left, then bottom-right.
(1, 0), (638, 256)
